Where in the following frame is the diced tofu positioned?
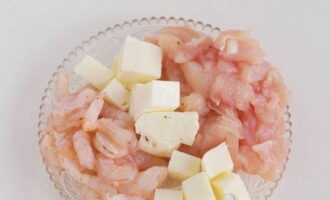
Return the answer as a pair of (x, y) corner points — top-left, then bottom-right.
(135, 112), (199, 146)
(116, 36), (162, 84)
(154, 189), (183, 200)
(202, 142), (234, 180)
(75, 55), (114, 89)
(212, 172), (251, 200)
(168, 150), (201, 180)
(139, 135), (181, 158)
(182, 172), (216, 200)
(129, 80), (180, 120)
(101, 79), (129, 110)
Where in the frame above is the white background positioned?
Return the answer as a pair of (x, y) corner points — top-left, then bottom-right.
(1, 0), (329, 199)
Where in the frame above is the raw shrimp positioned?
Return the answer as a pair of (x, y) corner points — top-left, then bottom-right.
(100, 103), (134, 128)
(50, 86), (97, 133)
(109, 194), (144, 200)
(131, 150), (168, 171)
(53, 87), (97, 118)
(96, 154), (138, 185)
(83, 94), (105, 132)
(81, 185), (102, 200)
(48, 108), (86, 133)
(117, 166), (167, 198)
(39, 133), (61, 169)
(73, 130), (96, 170)
(98, 118), (138, 153)
(56, 135), (84, 182)
(94, 132), (128, 159)
(81, 174), (117, 199)
(55, 73), (69, 100)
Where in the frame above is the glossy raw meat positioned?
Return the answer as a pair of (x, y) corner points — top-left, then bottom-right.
(153, 26), (290, 180)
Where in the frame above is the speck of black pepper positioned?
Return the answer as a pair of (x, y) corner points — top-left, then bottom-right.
(209, 45), (212, 49)
(177, 41), (181, 45)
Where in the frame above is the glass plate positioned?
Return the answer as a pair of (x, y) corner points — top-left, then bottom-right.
(37, 16), (292, 200)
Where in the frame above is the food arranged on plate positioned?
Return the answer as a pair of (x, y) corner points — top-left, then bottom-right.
(40, 26), (290, 200)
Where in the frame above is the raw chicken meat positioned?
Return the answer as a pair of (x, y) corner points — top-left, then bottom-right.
(153, 26), (290, 180)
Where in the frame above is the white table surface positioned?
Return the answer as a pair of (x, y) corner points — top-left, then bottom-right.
(1, 0), (329, 199)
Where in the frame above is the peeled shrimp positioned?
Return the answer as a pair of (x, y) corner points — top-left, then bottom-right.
(96, 154), (138, 185)
(53, 87), (97, 118)
(117, 166), (167, 198)
(83, 94), (105, 132)
(48, 108), (86, 133)
(55, 73), (69, 100)
(98, 118), (138, 153)
(81, 174), (117, 199)
(100, 103), (134, 128)
(73, 130), (96, 170)
(40, 133), (61, 169)
(94, 132), (128, 159)
(109, 194), (144, 200)
(131, 150), (168, 171)
(56, 135), (84, 181)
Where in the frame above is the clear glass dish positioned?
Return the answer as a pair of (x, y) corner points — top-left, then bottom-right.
(37, 16), (292, 200)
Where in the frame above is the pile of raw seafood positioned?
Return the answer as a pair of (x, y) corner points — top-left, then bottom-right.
(40, 26), (290, 200)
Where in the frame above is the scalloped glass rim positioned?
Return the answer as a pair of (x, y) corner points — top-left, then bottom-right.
(37, 16), (292, 200)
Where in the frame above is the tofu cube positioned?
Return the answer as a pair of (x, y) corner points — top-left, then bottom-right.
(154, 189), (183, 200)
(182, 172), (216, 200)
(75, 55), (114, 89)
(139, 135), (181, 158)
(116, 36), (162, 84)
(101, 79), (129, 110)
(202, 142), (234, 180)
(135, 112), (199, 146)
(212, 172), (251, 200)
(168, 150), (201, 180)
(129, 80), (180, 120)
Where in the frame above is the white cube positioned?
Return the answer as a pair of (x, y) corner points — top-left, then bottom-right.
(101, 79), (129, 110)
(116, 36), (162, 84)
(139, 135), (181, 158)
(182, 172), (216, 200)
(168, 150), (201, 180)
(202, 142), (234, 180)
(135, 112), (199, 146)
(212, 172), (251, 200)
(154, 189), (183, 200)
(75, 55), (114, 89)
(129, 80), (180, 120)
